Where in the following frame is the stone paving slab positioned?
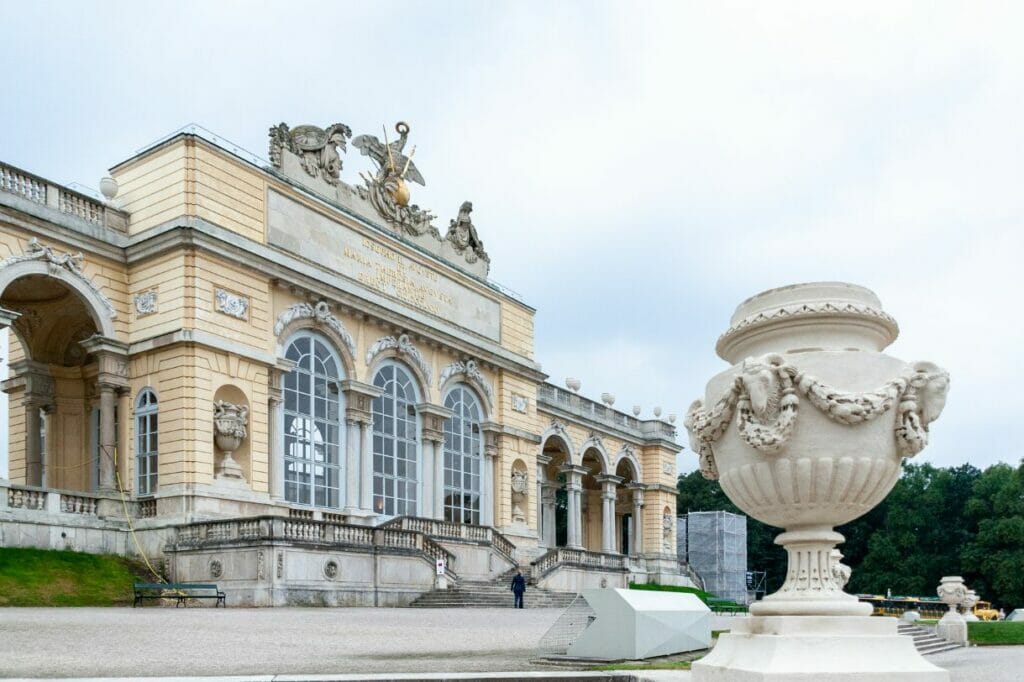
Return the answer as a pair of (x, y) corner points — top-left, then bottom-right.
(6, 675), (645, 682)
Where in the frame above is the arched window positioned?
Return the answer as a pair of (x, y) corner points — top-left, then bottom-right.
(135, 389), (158, 496)
(372, 362), (419, 516)
(283, 332), (344, 508)
(442, 385), (482, 524)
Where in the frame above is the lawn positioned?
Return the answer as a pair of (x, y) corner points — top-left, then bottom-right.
(0, 547), (147, 606)
(969, 621), (1024, 645)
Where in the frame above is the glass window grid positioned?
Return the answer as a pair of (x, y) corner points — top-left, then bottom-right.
(372, 363), (420, 517)
(135, 389), (159, 497)
(283, 333), (344, 509)
(442, 385), (482, 525)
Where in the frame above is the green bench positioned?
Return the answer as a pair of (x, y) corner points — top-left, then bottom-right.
(133, 582), (226, 608)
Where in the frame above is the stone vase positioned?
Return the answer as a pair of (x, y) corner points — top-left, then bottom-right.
(686, 282), (950, 681)
(936, 576), (969, 643)
(213, 401), (248, 482)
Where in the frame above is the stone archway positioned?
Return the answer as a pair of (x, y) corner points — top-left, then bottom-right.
(0, 272), (124, 492)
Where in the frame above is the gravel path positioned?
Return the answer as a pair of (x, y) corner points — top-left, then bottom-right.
(0, 607), (565, 678)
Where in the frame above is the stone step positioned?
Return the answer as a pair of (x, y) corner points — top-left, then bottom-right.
(897, 623), (964, 656)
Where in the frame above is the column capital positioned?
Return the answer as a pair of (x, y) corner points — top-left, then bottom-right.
(595, 474), (624, 486)
(0, 307), (21, 329)
(80, 335), (130, 389)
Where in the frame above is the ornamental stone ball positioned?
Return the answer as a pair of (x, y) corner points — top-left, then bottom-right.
(685, 283), (949, 618)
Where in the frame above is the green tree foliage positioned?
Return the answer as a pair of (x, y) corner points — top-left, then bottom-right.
(961, 463), (1024, 608)
(845, 462), (981, 596)
(675, 461), (1024, 603)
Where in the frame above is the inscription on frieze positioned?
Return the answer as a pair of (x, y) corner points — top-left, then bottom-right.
(268, 190), (500, 340)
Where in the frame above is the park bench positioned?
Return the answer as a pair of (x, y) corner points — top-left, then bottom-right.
(133, 582), (226, 608)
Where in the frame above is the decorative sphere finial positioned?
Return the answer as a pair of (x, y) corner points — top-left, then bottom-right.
(99, 176), (119, 201)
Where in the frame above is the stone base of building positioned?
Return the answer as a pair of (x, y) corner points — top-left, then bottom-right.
(692, 615), (949, 681)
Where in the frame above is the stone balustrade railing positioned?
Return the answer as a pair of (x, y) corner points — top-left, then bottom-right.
(380, 515), (517, 563)
(538, 383), (677, 440)
(530, 547), (629, 579)
(173, 516), (457, 579)
(2, 484), (108, 517)
(0, 161), (128, 232)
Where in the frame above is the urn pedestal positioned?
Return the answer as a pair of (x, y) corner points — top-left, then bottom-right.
(213, 401), (249, 488)
(686, 283), (950, 681)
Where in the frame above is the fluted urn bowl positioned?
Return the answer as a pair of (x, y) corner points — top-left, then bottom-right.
(686, 283), (949, 616)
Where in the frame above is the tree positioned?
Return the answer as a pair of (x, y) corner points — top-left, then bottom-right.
(961, 462), (1024, 609)
(845, 462), (980, 596)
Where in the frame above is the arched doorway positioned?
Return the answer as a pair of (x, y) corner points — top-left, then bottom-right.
(615, 456), (642, 555)
(0, 273), (109, 491)
(580, 447), (606, 552)
(539, 434), (572, 548)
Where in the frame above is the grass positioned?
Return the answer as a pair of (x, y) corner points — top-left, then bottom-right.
(969, 621), (1024, 646)
(628, 581), (713, 603)
(0, 547), (148, 606)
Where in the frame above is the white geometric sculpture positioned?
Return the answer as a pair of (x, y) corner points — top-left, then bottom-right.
(567, 589), (711, 660)
(686, 283), (949, 681)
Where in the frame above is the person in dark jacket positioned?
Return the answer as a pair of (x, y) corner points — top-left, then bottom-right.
(511, 571), (526, 609)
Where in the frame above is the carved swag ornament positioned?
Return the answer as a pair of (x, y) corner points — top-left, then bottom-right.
(684, 353), (950, 480)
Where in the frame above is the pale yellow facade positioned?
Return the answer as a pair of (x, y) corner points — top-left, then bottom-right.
(0, 124), (681, 580)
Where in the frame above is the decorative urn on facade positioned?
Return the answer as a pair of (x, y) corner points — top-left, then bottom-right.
(686, 283), (950, 681)
(213, 400), (248, 482)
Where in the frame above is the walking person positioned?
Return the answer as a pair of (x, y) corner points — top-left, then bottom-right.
(511, 570), (526, 609)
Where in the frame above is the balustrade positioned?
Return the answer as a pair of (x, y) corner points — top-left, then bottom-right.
(60, 494), (98, 515)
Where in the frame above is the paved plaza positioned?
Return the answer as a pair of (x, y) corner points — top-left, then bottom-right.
(0, 607), (566, 678)
(0, 607), (1021, 681)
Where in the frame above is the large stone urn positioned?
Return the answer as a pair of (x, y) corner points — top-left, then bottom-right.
(213, 400), (248, 482)
(686, 283), (950, 681)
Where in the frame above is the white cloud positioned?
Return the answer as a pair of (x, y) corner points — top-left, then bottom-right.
(1, 1), (1021, 476)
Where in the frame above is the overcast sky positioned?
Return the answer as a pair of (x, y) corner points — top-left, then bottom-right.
(1, 1), (1021, 477)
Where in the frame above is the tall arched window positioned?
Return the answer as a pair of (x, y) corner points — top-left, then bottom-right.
(135, 389), (158, 496)
(283, 332), (344, 508)
(372, 362), (419, 516)
(443, 385), (482, 524)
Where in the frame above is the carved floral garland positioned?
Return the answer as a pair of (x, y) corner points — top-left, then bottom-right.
(439, 359), (493, 405)
(365, 333), (432, 384)
(685, 353), (950, 481)
(274, 302), (356, 359)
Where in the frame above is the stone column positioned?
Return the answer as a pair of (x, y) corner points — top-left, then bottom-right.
(98, 383), (118, 493)
(629, 485), (645, 556)
(418, 404), (453, 521)
(267, 362), (292, 501)
(421, 438), (436, 518)
(596, 475), (623, 553)
(562, 465), (585, 549)
(79, 336), (129, 495)
(25, 398), (43, 487)
(341, 380), (382, 516)
(359, 419), (374, 512)
(482, 423), (502, 528)
(117, 390), (130, 490)
(344, 417), (361, 512)
(8, 361), (54, 488)
(544, 487), (557, 547)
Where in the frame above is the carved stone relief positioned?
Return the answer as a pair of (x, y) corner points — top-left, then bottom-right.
(0, 238), (116, 320)
(214, 288), (249, 320)
(134, 290), (157, 316)
(444, 201), (489, 264)
(269, 122), (353, 186)
(274, 301), (356, 359)
(511, 394), (529, 413)
(439, 358), (493, 405)
(366, 333), (432, 384)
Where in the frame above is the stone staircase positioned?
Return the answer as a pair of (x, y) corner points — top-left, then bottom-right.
(409, 566), (578, 609)
(897, 622), (963, 655)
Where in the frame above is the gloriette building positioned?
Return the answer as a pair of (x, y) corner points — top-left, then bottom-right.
(0, 121), (690, 604)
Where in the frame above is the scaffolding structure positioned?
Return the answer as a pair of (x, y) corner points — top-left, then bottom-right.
(677, 511), (748, 604)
